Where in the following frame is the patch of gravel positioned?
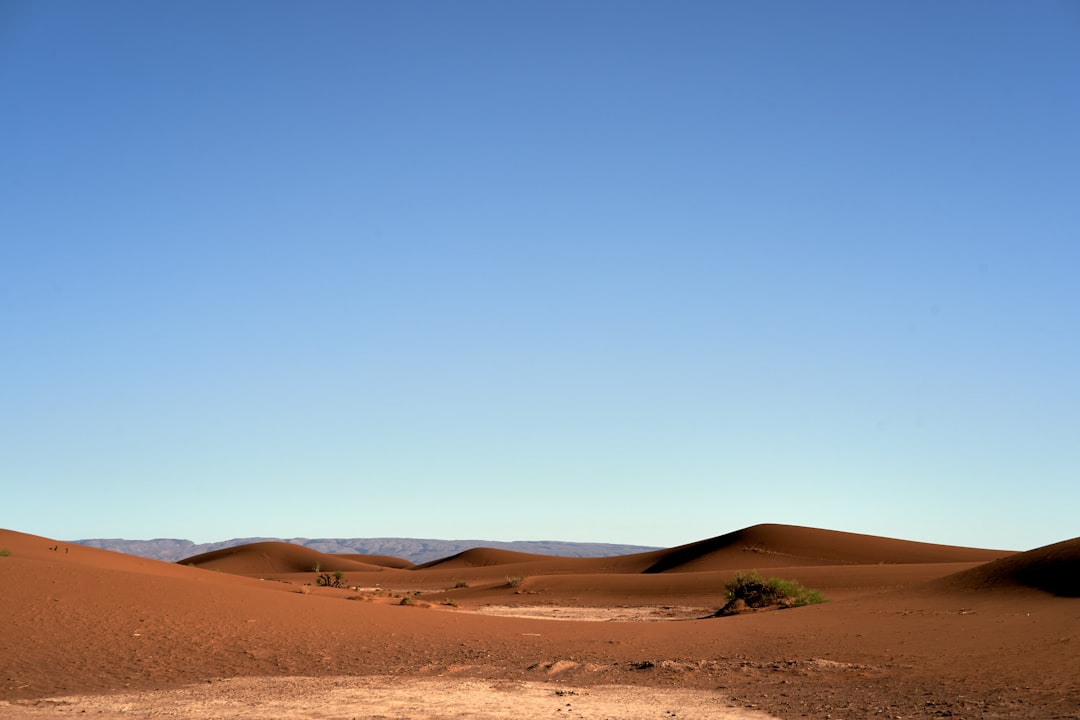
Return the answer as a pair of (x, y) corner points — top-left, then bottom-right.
(0, 676), (780, 720)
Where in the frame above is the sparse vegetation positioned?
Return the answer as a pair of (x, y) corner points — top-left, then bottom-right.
(441, 598), (459, 607)
(0, 549), (10, 557)
(399, 595), (415, 606)
(714, 571), (826, 616)
(506, 575), (525, 587)
(454, 580), (469, 588)
(316, 570), (346, 588)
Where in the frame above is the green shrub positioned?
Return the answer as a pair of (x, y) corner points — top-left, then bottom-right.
(715, 571), (825, 615)
(0, 549), (10, 557)
(399, 595), (415, 606)
(316, 570), (345, 588)
(441, 598), (459, 607)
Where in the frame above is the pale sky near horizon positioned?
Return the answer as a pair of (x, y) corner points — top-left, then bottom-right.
(2, 2), (1077, 552)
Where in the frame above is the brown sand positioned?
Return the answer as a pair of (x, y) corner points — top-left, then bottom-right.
(1, 524), (1077, 719)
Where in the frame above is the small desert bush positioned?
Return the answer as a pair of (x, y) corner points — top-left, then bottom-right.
(317, 570), (346, 588)
(0, 549), (10, 557)
(454, 580), (469, 589)
(399, 595), (415, 606)
(716, 571), (825, 615)
(506, 575), (525, 587)
(441, 598), (459, 607)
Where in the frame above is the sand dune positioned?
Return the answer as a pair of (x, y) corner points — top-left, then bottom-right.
(336, 553), (414, 569)
(175, 523), (1012, 584)
(2, 525), (1076, 720)
(641, 523), (1013, 573)
(180, 541), (389, 574)
(412, 547), (557, 569)
(940, 536), (1080, 596)
(405, 523), (1013, 579)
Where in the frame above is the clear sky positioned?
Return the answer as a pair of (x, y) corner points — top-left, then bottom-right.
(2, 1), (1077, 552)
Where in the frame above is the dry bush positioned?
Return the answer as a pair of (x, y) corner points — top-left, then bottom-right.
(317, 570), (346, 588)
(714, 571), (825, 616)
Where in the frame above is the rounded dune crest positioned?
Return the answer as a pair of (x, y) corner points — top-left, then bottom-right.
(643, 524), (1012, 573)
(179, 541), (384, 574)
(413, 547), (554, 569)
(938, 537), (1080, 597)
(337, 553), (413, 569)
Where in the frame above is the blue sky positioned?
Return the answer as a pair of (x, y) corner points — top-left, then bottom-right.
(2, 1), (1077, 551)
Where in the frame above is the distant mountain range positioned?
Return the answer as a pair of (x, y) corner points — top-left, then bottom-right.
(71, 537), (662, 564)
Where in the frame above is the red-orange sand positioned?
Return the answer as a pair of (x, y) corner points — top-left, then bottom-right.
(1, 524), (1077, 719)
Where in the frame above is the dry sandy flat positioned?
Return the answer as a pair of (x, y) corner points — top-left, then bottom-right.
(466, 604), (710, 621)
(0, 676), (780, 719)
(1, 525), (1077, 720)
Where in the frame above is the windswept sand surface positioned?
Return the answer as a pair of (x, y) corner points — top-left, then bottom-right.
(1, 524), (1077, 719)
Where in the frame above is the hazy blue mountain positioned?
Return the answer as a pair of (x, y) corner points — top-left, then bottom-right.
(72, 537), (661, 565)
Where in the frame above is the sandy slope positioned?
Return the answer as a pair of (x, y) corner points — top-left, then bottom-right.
(1, 525), (1077, 720)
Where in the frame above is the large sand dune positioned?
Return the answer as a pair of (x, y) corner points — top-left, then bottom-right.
(181, 541), (393, 573)
(640, 523), (1011, 572)
(1, 525), (1076, 719)
(939, 537), (1080, 597)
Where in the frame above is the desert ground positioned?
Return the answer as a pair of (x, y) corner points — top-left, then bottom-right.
(1, 524), (1076, 719)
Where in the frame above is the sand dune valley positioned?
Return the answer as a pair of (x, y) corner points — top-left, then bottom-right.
(1, 524), (1077, 720)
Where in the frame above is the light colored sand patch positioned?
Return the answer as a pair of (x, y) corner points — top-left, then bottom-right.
(0, 676), (780, 719)
(467, 604), (710, 621)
